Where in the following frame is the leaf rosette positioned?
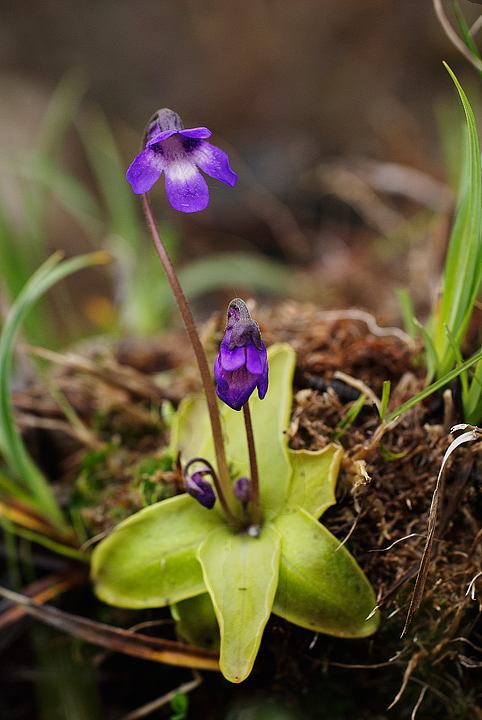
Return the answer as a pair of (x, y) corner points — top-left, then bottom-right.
(91, 344), (379, 682)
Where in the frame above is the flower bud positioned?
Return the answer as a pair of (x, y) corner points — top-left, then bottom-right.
(183, 461), (216, 509)
(233, 476), (251, 503)
(214, 299), (268, 411)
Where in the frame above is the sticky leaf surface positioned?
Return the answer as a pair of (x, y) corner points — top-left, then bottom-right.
(91, 494), (219, 608)
(197, 524), (281, 682)
(271, 508), (379, 637)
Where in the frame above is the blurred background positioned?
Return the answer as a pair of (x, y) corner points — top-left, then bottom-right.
(3, 4), (482, 719)
(0, 0), (480, 341)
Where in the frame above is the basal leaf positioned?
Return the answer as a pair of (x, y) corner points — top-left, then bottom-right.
(271, 508), (379, 638)
(173, 593), (220, 652)
(197, 524), (281, 682)
(91, 494), (219, 608)
(286, 445), (343, 519)
(169, 394), (214, 466)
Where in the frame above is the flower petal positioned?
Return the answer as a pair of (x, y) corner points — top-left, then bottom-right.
(185, 471), (216, 509)
(220, 345), (245, 371)
(257, 362), (269, 400)
(164, 159), (210, 213)
(179, 127), (212, 140)
(214, 355), (225, 386)
(190, 142), (237, 187)
(224, 376), (255, 411)
(215, 382), (230, 407)
(146, 128), (178, 147)
(215, 368), (255, 411)
(126, 149), (165, 194)
(245, 344), (264, 374)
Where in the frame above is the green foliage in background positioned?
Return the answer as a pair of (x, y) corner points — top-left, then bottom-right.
(0, 251), (109, 535)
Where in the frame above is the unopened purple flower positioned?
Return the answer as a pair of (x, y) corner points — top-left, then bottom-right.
(233, 476), (251, 503)
(214, 298), (268, 411)
(183, 459), (216, 509)
(126, 108), (237, 213)
(184, 471), (216, 509)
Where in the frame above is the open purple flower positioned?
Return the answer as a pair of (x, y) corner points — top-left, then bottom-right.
(214, 298), (268, 411)
(126, 108), (237, 213)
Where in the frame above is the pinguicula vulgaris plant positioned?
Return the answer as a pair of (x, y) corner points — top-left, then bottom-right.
(91, 108), (379, 682)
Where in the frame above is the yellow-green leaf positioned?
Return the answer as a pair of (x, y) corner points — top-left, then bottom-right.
(271, 508), (379, 637)
(197, 524), (281, 682)
(169, 394), (214, 468)
(91, 494), (219, 608)
(173, 593), (220, 652)
(286, 445), (343, 519)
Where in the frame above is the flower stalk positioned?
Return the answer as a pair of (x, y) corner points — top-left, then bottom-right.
(141, 193), (240, 529)
(242, 402), (261, 532)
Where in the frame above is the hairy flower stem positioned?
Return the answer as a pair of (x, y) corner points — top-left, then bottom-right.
(142, 193), (240, 529)
(242, 402), (261, 529)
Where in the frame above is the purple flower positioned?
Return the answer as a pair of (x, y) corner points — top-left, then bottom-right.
(126, 108), (237, 213)
(214, 299), (268, 411)
(233, 476), (251, 503)
(183, 460), (216, 509)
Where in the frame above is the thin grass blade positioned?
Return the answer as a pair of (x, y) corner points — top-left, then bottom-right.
(0, 251), (110, 531)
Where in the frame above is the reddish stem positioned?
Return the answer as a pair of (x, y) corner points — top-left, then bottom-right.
(242, 402), (261, 529)
(141, 193), (239, 529)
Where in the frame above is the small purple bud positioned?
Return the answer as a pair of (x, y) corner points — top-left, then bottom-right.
(214, 299), (268, 411)
(233, 476), (251, 503)
(183, 460), (216, 509)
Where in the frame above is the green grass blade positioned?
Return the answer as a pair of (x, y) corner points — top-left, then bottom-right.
(35, 70), (87, 160)
(463, 356), (482, 423)
(413, 318), (438, 382)
(451, 1), (482, 82)
(0, 516), (88, 562)
(76, 106), (141, 248)
(380, 380), (391, 421)
(12, 160), (103, 238)
(432, 65), (482, 378)
(0, 179), (56, 345)
(442, 322), (469, 398)
(170, 252), (292, 305)
(76, 106), (172, 333)
(396, 287), (417, 339)
(386, 343), (482, 422)
(0, 251), (110, 531)
(25, 71), (88, 246)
